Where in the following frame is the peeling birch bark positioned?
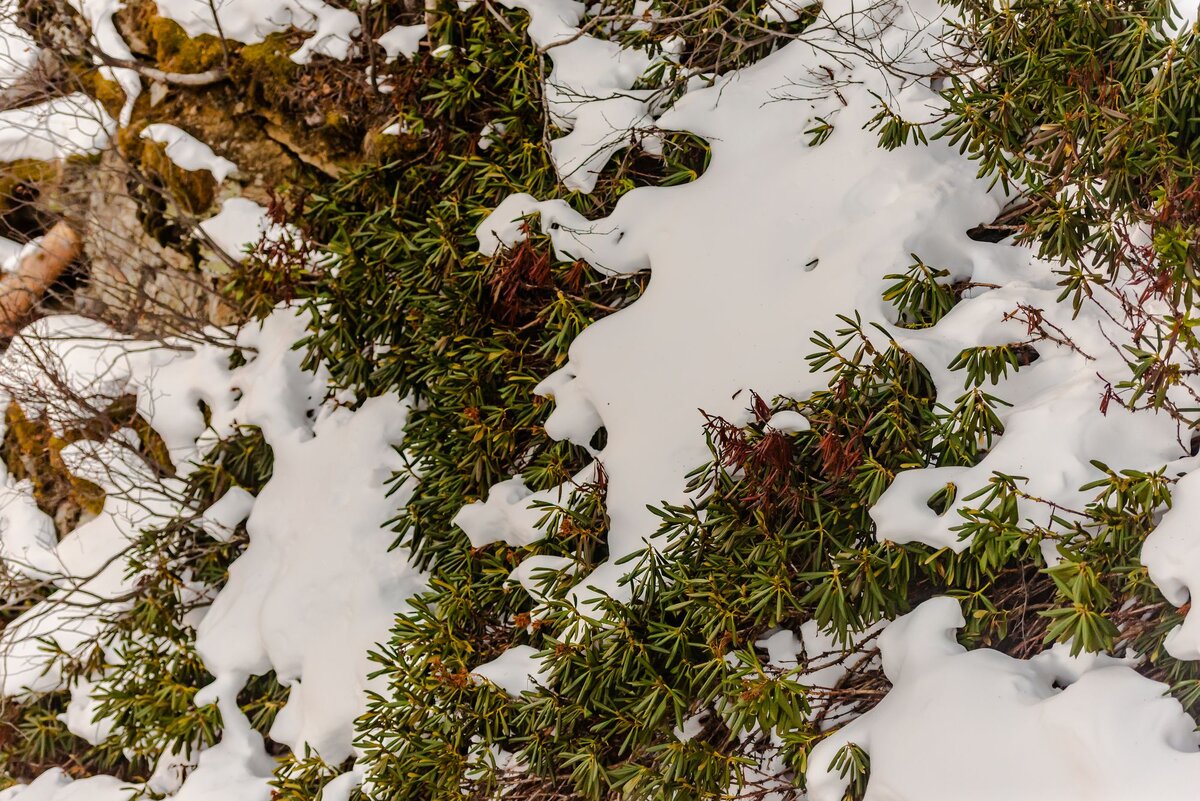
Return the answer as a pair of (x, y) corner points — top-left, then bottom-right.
(0, 222), (81, 336)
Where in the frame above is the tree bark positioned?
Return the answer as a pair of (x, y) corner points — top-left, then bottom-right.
(0, 221), (81, 336)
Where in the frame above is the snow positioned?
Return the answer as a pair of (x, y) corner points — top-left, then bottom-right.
(509, 554), (575, 606)
(1, 0), (1199, 798)
(756, 629), (804, 666)
(765, 410), (810, 434)
(315, 769), (363, 801)
(0, 475), (58, 582)
(1142, 470), (1200, 660)
(0, 434), (181, 697)
(66, 0), (141, 125)
(0, 307), (425, 794)
(474, 0), (1009, 613)
(155, 0), (361, 63)
(195, 394), (424, 762)
(141, 124), (239, 182)
(871, 263), (1184, 553)
(481, 0), (658, 192)
(805, 597), (1200, 801)
(198, 485), (255, 541)
(61, 678), (113, 746)
(158, 705), (273, 801)
(754, 622), (874, 700)
(377, 24), (426, 62)
(722, 621), (878, 797)
(0, 237), (47, 275)
(0, 234), (21, 271)
(758, 0), (818, 24)
(0, 769), (130, 801)
(477, 121), (506, 151)
(197, 197), (272, 260)
(673, 712), (706, 743)
(134, 309), (328, 461)
(0, 94), (115, 162)
(452, 466), (595, 549)
(2, 315), (136, 433)
(468, 0), (1199, 655)
(471, 644), (549, 696)
(475, 192), (543, 256)
(463, 14), (1200, 795)
(0, 324), (163, 691)
(1169, 2), (1199, 35)
(0, 1), (39, 90)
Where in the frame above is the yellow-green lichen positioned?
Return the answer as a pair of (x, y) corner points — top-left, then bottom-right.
(83, 71), (129, 122)
(142, 136), (216, 214)
(3, 405), (106, 529)
(362, 126), (423, 163)
(234, 34), (302, 103)
(119, 123), (217, 215)
(148, 16), (227, 74)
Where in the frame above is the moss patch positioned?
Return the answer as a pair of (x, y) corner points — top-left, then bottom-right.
(84, 71), (128, 123)
(233, 34), (303, 100)
(149, 16), (226, 74)
(122, 124), (218, 215)
(116, 0), (226, 73)
(2, 405), (106, 536)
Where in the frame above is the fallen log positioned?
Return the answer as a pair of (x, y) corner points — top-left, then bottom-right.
(0, 221), (81, 337)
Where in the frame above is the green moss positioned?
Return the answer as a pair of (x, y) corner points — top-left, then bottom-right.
(362, 126), (422, 163)
(3, 405), (106, 529)
(139, 135), (217, 215)
(234, 34), (301, 95)
(231, 31), (392, 160)
(118, 0), (225, 74)
(87, 72), (128, 122)
(116, 120), (217, 215)
(149, 16), (226, 74)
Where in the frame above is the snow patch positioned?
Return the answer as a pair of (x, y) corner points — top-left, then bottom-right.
(378, 23), (426, 62)
(196, 394), (424, 762)
(1143, 470), (1200, 660)
(197, 197), (274, 261)
(141, 124), (239, 182)
(0, 306), (426, 791)
(806, 597), (1200, 801)
(0, 1), (39, 90)
(472, 644), (549, 696)
(67, 0), (141, 124)
(155, 0), (361, 63)
(0, 94), (115, 161)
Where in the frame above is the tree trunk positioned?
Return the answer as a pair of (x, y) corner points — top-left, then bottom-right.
(0, 221), (80, 336)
